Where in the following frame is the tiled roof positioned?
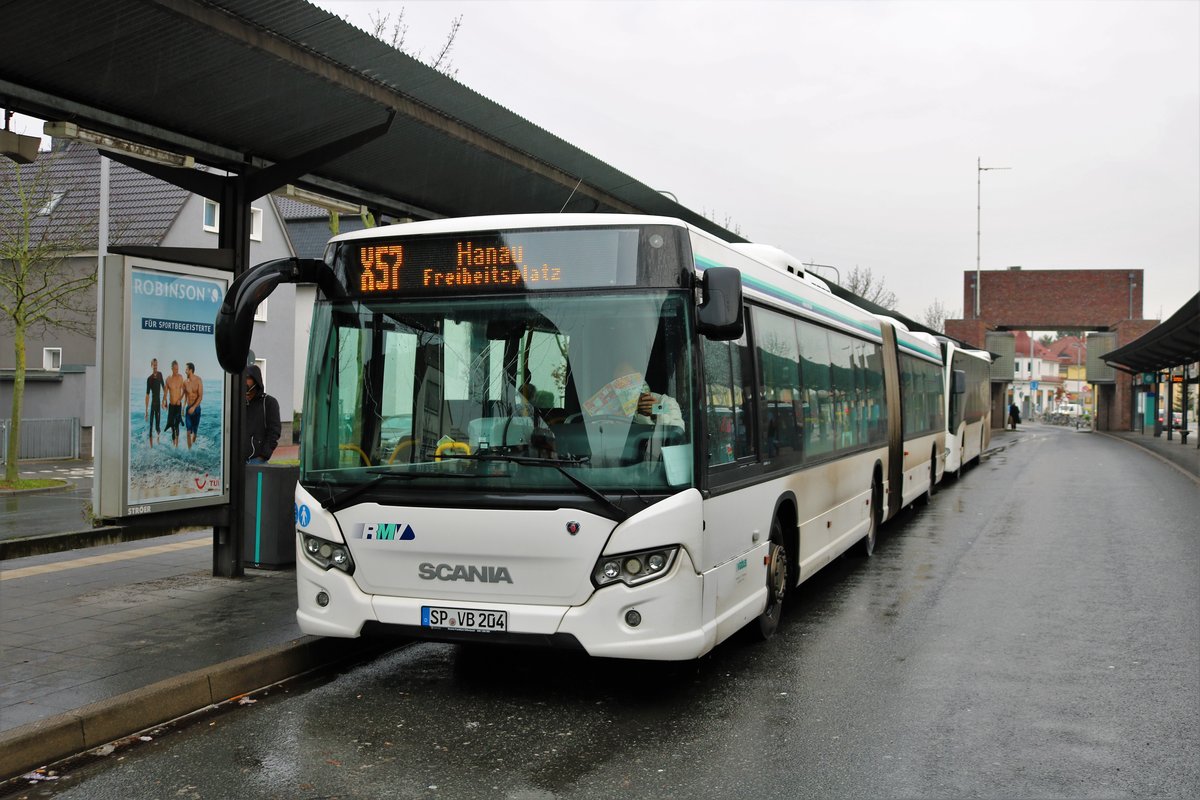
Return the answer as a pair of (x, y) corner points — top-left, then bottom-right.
(0, 140), (188, 249)
(273, 196), (328, 221)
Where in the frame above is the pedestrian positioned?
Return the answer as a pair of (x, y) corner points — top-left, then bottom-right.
(243, 364), (280, 464)
(1008, 402), (1021, 430)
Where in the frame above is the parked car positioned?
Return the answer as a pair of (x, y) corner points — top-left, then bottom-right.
(1157, 411), (1184, 428)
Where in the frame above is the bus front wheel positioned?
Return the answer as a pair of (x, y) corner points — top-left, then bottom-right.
(755, 518), (789, 640)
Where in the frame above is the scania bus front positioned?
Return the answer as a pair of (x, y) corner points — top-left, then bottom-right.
(235, 216), (744, 660)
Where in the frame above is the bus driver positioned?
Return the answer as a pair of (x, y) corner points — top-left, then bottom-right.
(601, 359), (684, 429)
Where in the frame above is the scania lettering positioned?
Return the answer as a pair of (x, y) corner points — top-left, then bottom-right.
(216, 214), (945, 660)
(419, 563), (515, 583)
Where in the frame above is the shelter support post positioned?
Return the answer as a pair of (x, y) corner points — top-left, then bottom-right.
(100, 114), (394, 578)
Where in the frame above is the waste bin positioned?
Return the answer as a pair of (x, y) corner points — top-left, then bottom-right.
(242, 463), (299, 569)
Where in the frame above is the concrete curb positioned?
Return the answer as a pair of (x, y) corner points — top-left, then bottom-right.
(0, 480), (73, 496)
(0, 635), (390, 781)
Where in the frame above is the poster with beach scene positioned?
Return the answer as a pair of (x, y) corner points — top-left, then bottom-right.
(127, 266), (227, 505)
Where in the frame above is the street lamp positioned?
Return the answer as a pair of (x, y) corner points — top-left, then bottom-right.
(976, 157), (1011, 318)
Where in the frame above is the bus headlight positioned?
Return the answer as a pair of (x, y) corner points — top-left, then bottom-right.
(593, 546), (679, 588)
(301, 533), (355, 574)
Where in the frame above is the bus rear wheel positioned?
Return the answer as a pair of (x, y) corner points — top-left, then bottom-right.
(864, 474), (883, 556)
(755, 518), (789, 640)
(921, 447), (937, 503)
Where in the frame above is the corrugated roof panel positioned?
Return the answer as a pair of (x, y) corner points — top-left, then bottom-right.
(0, 0), (744, 241)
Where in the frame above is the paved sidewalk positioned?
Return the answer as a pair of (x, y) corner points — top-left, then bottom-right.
(0, 528), (385, 780)
(1102, 427), (1200, 480)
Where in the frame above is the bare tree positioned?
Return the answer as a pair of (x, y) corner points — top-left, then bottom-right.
(843, 266), (897, 310)
(700, 207), (743, 238)
(367, 8), (463, 78)
(0, 153), (94, 481)
(921, 298), (959, 333)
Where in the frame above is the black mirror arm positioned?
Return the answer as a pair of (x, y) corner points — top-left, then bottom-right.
(214, 257), (328, 373)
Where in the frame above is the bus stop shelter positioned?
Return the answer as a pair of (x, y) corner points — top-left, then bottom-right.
(1, 0), (743, 576)
(1101, 292), (1200, 445)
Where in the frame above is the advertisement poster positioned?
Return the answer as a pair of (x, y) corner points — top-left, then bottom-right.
(127, 266), (227, 506)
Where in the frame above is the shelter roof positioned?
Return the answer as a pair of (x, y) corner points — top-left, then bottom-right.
(1101, 293), (1200, 374)
(0, 0), (744, 242)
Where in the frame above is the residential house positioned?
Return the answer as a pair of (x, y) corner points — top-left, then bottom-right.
(0, 140), (298, 455)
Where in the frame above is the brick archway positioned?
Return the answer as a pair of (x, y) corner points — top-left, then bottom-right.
(945, 268), (1157, 431)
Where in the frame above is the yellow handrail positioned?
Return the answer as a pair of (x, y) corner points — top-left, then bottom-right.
(434, 441), (471, 462)
(386, 438), (414, 464)
(338, 443), (371, 466)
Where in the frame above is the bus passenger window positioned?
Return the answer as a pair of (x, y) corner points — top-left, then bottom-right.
(752, 307), (802, 467)
(703, 331), (755, 464)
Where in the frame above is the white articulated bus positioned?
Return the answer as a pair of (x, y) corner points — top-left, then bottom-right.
(939, 340), (993, 479)
(215, 214), (942, 660)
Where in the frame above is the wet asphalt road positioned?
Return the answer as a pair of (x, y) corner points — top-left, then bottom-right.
(0, 461), (93, 541)
(15, 426), (1200, 799)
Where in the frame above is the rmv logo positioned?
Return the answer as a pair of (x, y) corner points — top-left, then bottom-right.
(364, 522), (415, 541)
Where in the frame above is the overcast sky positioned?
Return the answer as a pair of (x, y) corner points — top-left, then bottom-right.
(318, 0), (1198, 325)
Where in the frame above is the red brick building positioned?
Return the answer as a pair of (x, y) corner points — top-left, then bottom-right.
(945, 268), (1157, 431)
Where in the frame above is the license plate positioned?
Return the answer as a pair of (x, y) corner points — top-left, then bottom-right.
(421, 606), (507, 633)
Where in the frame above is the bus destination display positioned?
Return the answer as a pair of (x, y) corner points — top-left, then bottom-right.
(350, 229), (641, 297)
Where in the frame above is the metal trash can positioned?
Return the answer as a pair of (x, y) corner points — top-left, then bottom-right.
(242, 463), (299, 569)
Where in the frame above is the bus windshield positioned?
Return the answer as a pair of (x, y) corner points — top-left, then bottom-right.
(301, 290), (695, 498)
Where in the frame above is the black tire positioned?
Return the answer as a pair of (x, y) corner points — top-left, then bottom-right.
(855, 475), (881, 557)
(754, 517), (789, 640)
(927, 448), (938, 500)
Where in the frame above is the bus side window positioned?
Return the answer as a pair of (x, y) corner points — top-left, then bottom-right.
(702, 330), (756, 464)
(752, 306), (802, 467)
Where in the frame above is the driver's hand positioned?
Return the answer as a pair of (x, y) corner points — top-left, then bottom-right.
(637, 392), (655, 417)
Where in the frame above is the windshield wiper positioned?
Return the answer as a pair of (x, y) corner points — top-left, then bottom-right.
(305, 472), (419, 512)
(306, 468), (472, 512)
(442, 453), (629, 521)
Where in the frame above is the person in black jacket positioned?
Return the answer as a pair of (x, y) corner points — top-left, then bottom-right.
(243, 364), (281, 463)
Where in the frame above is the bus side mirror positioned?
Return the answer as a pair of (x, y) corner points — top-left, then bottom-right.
(952, 369), (967, 395)
(215, 258), (326, 373)
(697, 267), (744, 340)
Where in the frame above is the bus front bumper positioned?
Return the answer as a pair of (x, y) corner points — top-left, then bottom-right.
(296, 545), (715, 661)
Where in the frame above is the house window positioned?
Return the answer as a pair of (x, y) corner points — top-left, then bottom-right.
(203, 198), (219, 233)
(38, 191), (66, 216)
(203, 200), (263, 240)
(254, 298), (268, 322)
(43, 347), (62, 371)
